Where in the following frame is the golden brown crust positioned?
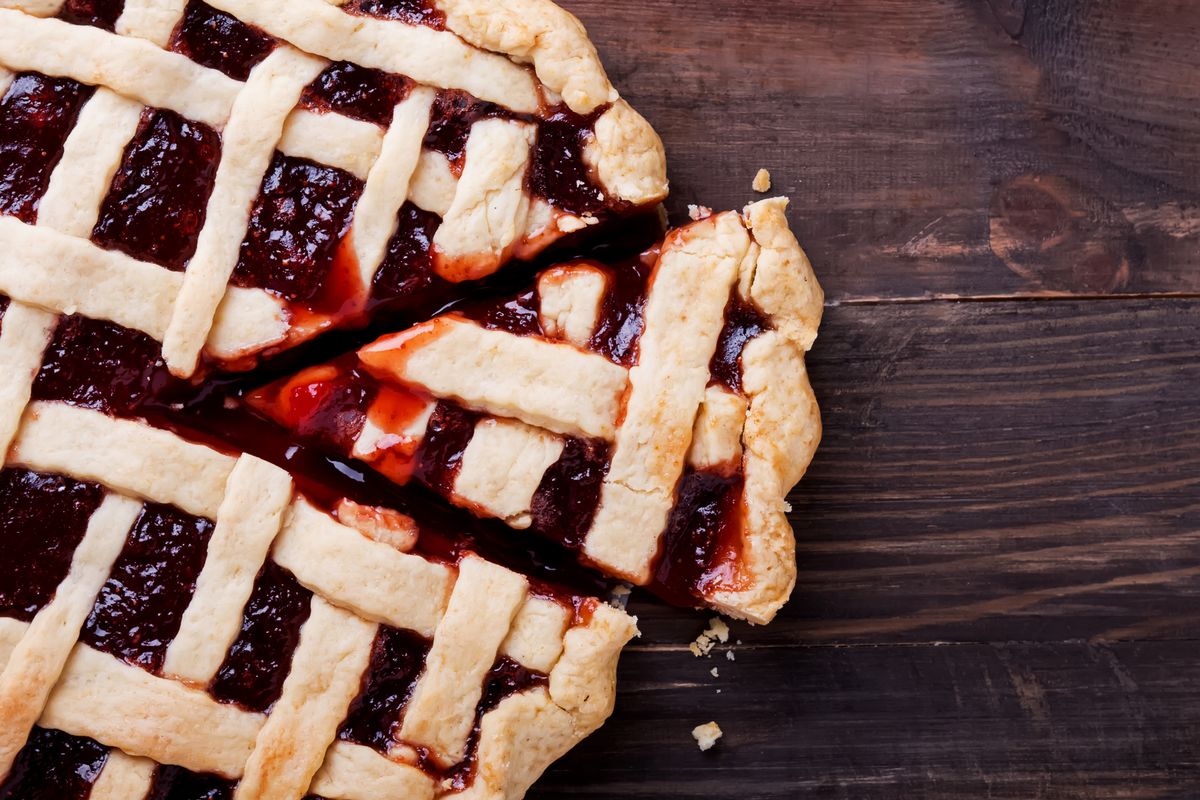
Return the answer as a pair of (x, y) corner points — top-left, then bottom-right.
(707, 198), (823, 624)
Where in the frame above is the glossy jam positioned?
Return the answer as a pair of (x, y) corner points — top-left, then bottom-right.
(456, 289), (542, 337)
(301, 62), (413, 127)
(80, 503), (216, 672)
(0, 727), (107, 800)
(147, 766), (237, 800)
(652, 470), (744, 605)
(423, 90), (513, 173)
(0, 468), (104, 622)
(370, 202), (443, 301)
(443, 657), (549, 789)
(209, 561), (313, 713)
(413, 401), (479, 495)
(341, 0), (445, 29)
(338, 625), (430, 752)
(92, 108), (221, 271)
(249, 360), (376, 453)
(709, 297), (768, 393)
(31, 314), (168, 416)
(57, 0), (123, 30)
(232, 153), (364, 304)
(169, 0), (276, 81)
(0, 295), (9, 324)
(528, 109), (608, 216)
(529, 437), (610, 551)
(0, 74), (94, 224)
(589, 257), (652, 366)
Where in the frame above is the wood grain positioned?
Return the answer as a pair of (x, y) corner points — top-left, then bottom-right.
(524, 1), (1200, 797)
(567, 0), (1200, 302)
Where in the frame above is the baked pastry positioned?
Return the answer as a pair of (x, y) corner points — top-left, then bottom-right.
(0, 0), (667, 379)
(0, 304), (638, 798)
(0, 0), (666, 796)
(249, 200), (824, 624)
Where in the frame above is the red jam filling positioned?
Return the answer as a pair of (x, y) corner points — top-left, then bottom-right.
(301, 62), (413, 128)
(57, 0), (123, 31)
(708, 296), (768, 394)
(652, 470), (745, 605)
(0, 73), (94, 224)
(0, 468), (104, 622)
(169, 0), (276, 81)
(31, 314), (168, 417)
(338, 625), (430, 752)
(91, 108), (221, 271)
(589, 256), (653, 367)
(529, 437), (610, 552)
(0, 727), (107, 800)
(456, 288), (543, 337)
(369, 201), (443, 302)
(79, 503), (216, 673)
(232, 153), (364, 305)
(528, 108), (608, 216)
(208, 561), (314, 713)
(413, 401), (479, 496)
(423, 90), (513, 174)
(147, 765), (236, 800)
(0, 294), (8, 322)
(340, 0), (445, 29)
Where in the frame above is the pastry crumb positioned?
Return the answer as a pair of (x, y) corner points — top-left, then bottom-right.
(690, 617), (731, 657)
(710, 667), (719, 678)
(692, 721), (723, 751)
(725, 650), (735, 662)
(608, 583), (633, 610)
(752, 168), (771, 192)
(688, 204), (713, 221)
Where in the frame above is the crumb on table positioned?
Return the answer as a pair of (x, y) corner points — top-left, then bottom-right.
(753, 168), (772, 192)
(687, 204), (713, 221)
(690, 616), (731, 657)
(692, 721), (723, 751)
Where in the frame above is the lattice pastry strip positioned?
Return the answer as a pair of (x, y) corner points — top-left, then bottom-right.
(0, 0), (667, 377)
(254, 199), (824, 623)
(0, 313), (637, 798)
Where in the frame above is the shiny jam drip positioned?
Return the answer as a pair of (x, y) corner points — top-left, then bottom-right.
(443, 657), (549, 789)
(232, 153), (364, 304)
(709, 297), (768, 394)
(370, 202), (443, 301)
(169, 0), (276, 81)
(252, 360), (377, 453)
(79, 503), (216, 672)
(0, 73), (94, 224)
(528, 109), (608, 216)
(413, 401), (479, 495)
(57, 0), (124, 30)
(209, 561), (314, 713)
(529, 438), (610, 551)
(301, 62), (413, 127)
(146, 765), (237, 800)
(423, 90), (513, 173)
(338, 625), (430, 752)
(0, 468), (104, 622)
(652, 470), (744, 605)
(31, 314), (168, 416)
(0, 727), (108, 800)
(589, 258), (652, 366)
(92, 108), (221, 271)
(340, 0), (445, 29)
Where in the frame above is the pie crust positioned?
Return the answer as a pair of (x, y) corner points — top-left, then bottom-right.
(0, 0), (667, 378)
(251, 199), (825, 624)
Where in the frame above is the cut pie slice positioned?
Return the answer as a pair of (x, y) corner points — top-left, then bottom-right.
(250, 199), (824, 623)
(0, 0), (667, 378)
(0, 297), (637, 799)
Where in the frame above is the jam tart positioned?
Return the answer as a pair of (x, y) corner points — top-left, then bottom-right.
(251, 200), (824, 624)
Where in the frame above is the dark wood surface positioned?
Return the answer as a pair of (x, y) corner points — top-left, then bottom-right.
(530, 1), (1200, 797)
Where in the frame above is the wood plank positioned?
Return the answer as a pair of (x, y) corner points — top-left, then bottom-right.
(565, 0), (1200, 301)
(632, 298), (1200, 646)
(532, 640), (1200, 799)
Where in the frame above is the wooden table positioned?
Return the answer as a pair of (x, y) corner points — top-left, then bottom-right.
(530, 2), (1200, 797)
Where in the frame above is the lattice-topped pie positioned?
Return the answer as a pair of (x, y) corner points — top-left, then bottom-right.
(250, 200), (824, 624)
(0, 0), (666, 378)
(0, 0), (825, 795)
